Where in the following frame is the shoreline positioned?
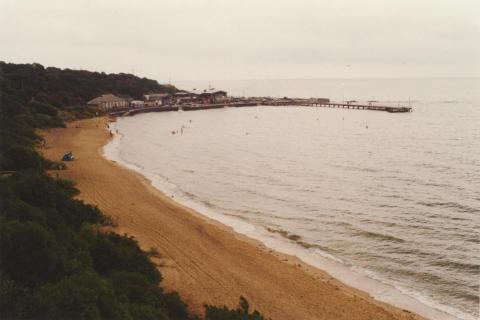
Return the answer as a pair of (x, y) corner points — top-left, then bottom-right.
(106, 112), (464, 320)
(41, 116), (427, 320)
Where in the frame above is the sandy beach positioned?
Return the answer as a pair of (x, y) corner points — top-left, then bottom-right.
(40, 117), (423, 320)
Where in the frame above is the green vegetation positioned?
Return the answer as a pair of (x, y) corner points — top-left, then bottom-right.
(0, 61), (177, 122)
(0, 62), (265, 319)
(204, 297), (264, 320)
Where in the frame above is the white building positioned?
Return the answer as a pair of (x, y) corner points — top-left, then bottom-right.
(143, 93), (171, 106)
(87, 94), (129, 111)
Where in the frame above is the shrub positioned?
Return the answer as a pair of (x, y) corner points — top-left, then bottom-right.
(204, 297), (265, 320)
(0, 221), (65, 286)
(0, 61), (266, 320)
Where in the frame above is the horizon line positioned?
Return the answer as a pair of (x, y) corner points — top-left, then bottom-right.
(171, 76), (480, 83)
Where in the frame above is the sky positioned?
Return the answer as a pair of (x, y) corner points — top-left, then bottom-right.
(1, 0), (479, 81)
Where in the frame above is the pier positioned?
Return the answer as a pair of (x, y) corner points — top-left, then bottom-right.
(109, 99), (412, 117)
(264, 99), (412, 113)
(303, 101), (412, 113)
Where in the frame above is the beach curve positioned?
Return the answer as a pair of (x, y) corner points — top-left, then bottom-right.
(40, 116), (424, 320)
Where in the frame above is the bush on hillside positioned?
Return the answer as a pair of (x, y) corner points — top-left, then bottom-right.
(0, 61), (266, 320)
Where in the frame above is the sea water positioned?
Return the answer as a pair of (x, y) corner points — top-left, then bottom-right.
(104, 78), (479, 320)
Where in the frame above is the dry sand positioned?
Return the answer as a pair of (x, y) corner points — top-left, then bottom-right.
(40, 117), (423, 320)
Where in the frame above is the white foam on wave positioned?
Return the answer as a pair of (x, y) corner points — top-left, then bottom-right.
(103, 121), (469, 320)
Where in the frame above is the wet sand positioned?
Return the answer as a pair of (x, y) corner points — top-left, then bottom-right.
(40, 117), (423, 320)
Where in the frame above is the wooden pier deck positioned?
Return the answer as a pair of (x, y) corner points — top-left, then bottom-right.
(303, 101), (412, 113)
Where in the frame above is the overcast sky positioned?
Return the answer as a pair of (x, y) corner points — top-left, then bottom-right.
(1, 0), (479, 81)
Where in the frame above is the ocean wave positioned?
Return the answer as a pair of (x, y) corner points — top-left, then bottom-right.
(416, 201), (478, 214)
(356, 267), (478, 320)
(389, 280), (478, 320)
(266, 227), (303, 241)
(431, 259), (480, 274)
(264, 226), (338, 252)
(354, 230), (406, 243)
(464, 237), (479, 244)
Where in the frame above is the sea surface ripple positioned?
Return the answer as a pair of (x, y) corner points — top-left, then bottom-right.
(107, 79), (480, 320)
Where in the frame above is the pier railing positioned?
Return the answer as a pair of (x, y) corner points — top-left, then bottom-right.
(264, 100), (412, 113)
(306, 102), (412, 113)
